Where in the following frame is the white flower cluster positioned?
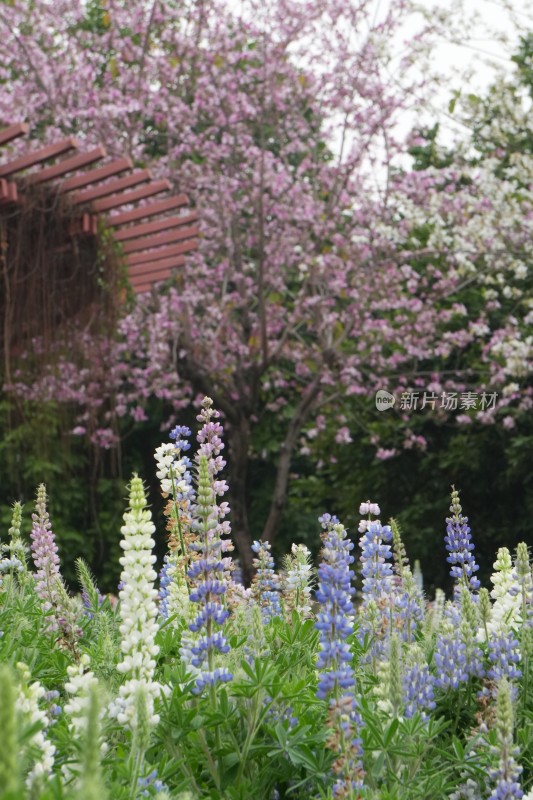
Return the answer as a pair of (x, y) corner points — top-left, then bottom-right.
(154, 443), (176, 495)
(154, 443), (190, 497)
(108, 476), (167, 730)
(16, 662), (56, 788)
(487, 547), (521, 637)
(64, 654), (99, 737)
(284, 544), (313, 617)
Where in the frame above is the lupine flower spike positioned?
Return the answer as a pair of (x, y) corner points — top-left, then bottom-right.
(185, 398), (234, 693)
(488, 678), (524, 800)
(315, 514), (365, 798)
(252, 540), (282, 623)
(445, 487), (480, 592)
(0, 501), (27, 587)
(155, 424), (195, 620)
(30, 485), (80, 645)
(109, 475), (166, 729)
(283, 543), (313, 618)
(358, 502), (393, 655)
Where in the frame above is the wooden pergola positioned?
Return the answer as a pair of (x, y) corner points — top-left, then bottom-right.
(0, 121), (198, 294)
(0, 121), (198, 380)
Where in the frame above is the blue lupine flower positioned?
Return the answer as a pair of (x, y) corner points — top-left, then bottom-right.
(169, 424), (192, 452)
(158, 554), (174, 620)
(315, 515), (365, 796)
(488, 631), (522, 683)
(445, 488), (480, 591)
(403, 660), (436, 719)
(433, 625), (469, 690)
(358, 518), (394, 652)
(138, 768), (168, 796)
(359, 520), (393, 600)
(251, 540), (282, 623)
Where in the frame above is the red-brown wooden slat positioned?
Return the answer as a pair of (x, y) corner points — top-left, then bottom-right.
(130, 268), (173, 284)
(58, 157), (132, 194)
(92, 180), (171, 212)
(121, 225), (198, 254)
(128, 255), (187, 278)
(126, 241), (197, 265)
(0, 137), (78, 178)
(113, 212), (198, 242)
(108, 194), (190, 226)
(0, 122), (29, 146)
(0, 180), (18, 204)
(132, 282), (157, 294)
(72, 169), (152, 205)
(28, 146), (107, 185)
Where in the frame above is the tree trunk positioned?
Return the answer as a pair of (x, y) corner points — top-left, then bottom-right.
(261, 375), (322, 543)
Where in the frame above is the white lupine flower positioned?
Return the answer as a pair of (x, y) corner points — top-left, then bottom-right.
(64, 655), (100, 737)
(283, 544), (313, 617)
(487, 548), (521, 636)
(108, 476), (168, 730)
(16, 663), (56, 788)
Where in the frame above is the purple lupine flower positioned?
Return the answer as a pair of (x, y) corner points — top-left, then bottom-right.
(445, 488), (480, 591)
(251, 540), (282, 623)
(315, 515), (365, 796)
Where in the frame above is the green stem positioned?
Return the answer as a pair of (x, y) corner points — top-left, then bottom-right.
(236, 694), (264, 784)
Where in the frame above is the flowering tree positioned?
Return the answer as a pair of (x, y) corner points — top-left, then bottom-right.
(1, 0), (532, 578)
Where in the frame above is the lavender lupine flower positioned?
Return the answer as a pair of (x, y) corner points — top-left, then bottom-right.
(30, 485), (80, 643)
(252, 540), (282, 623)
(109, 476), (166, 729)
(30, 485), (62, 628)
(315, 515), (365, 797)
(487, 678), (524, 800)
(445, 487), (480, 591)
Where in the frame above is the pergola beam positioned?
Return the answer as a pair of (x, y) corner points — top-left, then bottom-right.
(0, 137), (78, 177)
(28, 146), (107, 185)
(113, 211), (197, 242)
(108, 194), (189, 226)
(72, 169), (152, 205)
(58, 156), (133, 194)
